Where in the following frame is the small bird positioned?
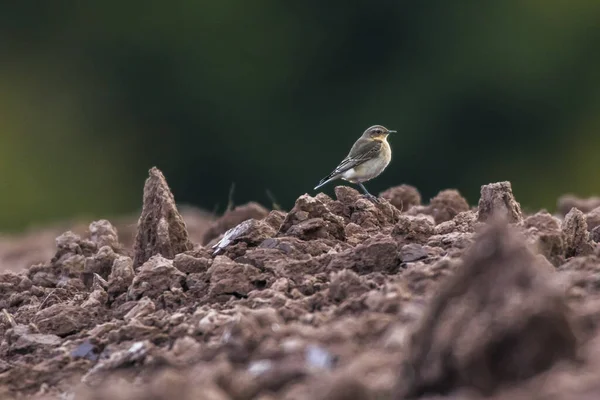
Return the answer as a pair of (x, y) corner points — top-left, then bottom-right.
(314, 125), (395, 201)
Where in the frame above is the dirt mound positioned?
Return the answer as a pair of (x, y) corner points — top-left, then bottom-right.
(1, 170), (600, 399)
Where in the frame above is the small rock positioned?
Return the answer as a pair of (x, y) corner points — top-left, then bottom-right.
(123, 297), (156, 321)
(81, 289), (108, 308)
(399, 244), (430, 263)
(209, 256), (265, 298)
(203, 202), (270, 245)
(11, 333), (62, 352)
(328, 236), (401, 275)
(107, 256), (135, 296)
(392, 215), (435, 243)
(279, 194), (345, 240)
(212, 219), (276, 255)
(82, 341), (152, 386)
(286, 218), (335, 241)
(173, 253), (211, 274)
(264, 210), (287, 231)
(71, 339), (101, 361)
(128, 255), (186, 300)
(34, 304), (92, 337)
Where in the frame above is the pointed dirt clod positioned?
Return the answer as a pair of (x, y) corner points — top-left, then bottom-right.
(132, 167), (193, 268)
(396, 221), (577, 398)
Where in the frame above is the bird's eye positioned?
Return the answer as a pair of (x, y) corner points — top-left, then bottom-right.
(373, 129), (381, 134)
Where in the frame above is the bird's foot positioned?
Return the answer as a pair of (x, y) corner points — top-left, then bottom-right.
(363, 193), (380, 203)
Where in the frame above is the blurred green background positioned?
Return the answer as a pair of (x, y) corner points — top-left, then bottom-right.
(1, 1), (600, 231)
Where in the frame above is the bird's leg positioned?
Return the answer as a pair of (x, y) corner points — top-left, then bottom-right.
(358, 183), (379, 203)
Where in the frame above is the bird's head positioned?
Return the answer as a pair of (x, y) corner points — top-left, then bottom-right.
(362, 125), (396, 141)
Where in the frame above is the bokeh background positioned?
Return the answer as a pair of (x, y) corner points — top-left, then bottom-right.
(2, 1), (600, 232)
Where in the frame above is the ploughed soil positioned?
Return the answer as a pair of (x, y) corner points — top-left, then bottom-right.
(3, 168), (600, 399)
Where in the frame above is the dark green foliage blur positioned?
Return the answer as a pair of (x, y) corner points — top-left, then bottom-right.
(2, 1), (600, 231)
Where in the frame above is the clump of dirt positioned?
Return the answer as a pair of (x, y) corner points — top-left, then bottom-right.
(396, 222), (577, 399)
(2, 175), (600, 400)
(133, 167), (194, 268)
(379, 184), (422, 212)
(477, 181), (523, 223)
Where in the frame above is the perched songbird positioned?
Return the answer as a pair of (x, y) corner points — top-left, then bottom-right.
(314, 125), (395, 201)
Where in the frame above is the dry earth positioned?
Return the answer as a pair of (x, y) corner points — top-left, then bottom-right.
(2, 168), (600, 399)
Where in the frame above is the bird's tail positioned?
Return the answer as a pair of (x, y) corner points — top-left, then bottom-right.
(314, 173), (339, 191)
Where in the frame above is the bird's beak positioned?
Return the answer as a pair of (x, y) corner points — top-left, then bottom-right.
(388, 130), (397, 134)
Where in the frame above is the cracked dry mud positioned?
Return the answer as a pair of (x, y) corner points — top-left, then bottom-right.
(2, 173), (600, 400)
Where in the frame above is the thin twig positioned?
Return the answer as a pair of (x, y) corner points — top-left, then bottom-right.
(266, 189), (282, 211)
(2, 308), (16, 328)
(38, 289), (57, 311)
(226, 182), (236, 212)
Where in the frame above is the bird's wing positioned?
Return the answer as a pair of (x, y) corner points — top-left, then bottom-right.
(328, 139), (382, 177)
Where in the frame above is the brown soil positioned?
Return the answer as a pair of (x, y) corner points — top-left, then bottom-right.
(2, 175), (600, 400)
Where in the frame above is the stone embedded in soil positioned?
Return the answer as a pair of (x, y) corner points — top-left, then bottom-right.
(279, 194), (345, 240)
(132, 167), (194, 268)
(477, 181), (523, 223)
(212, 218), (276, 255)
(33, 304), (92, 337)
(285, 218), (338, 240)
(328, 235), (401, 275)
(397, 222), (577, 398)
(82, 340), (153, 386)
(392, 215), (435, 243)
(107, 255), (135, 296)
(557, 194), (600, 216)
(379, 184), (422, 212)
(208, 256), (265, 299)
(174, 252), (212, 274)
(350, 197), (400, 230)
(124, 296), (156, 321)
(202, 202), (270, 245)
(264, 210), (287, 231)
(127, 255), (186, 300)
(330, 186), (401, 229)
(400, 243), (434, 263)
(562, 207), (595, 258)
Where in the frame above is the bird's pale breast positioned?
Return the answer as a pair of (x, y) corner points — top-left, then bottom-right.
(342, 140), (391, 183)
